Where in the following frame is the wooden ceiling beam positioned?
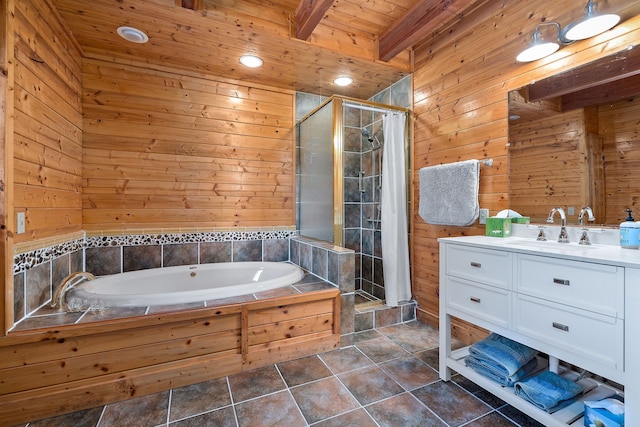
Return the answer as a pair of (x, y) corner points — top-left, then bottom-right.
(562, 74), (640, 111)
(176, 0), (203, 11)
(528, 46), (640, 102)
(378, 0), (475, 62)
(294, 0), (335, 41)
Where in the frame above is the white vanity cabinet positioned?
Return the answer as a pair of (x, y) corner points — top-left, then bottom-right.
(444, 245), (512, 329)
(439, 236), (637, 427)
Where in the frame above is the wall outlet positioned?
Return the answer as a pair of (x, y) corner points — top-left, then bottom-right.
(17, 212), (25, 234)
(567, 206), (575, 216)
(479, 208), (489, 225)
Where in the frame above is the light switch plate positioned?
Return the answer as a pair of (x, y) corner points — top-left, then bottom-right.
(17, 212), (25, 234)
(479, 208), (489, 225)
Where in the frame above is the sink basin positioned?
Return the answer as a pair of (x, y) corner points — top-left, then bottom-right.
(504, 239), (597, 251)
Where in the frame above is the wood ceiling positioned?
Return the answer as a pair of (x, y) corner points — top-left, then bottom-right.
(51, 0), (483, 99)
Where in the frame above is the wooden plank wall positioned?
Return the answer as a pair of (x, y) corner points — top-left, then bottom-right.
(600, 96), (640, 224)
(411, 1), (640, 343)
(12, 0), (83, 244)
(81, 59), (296, 231)
(1, 0), (14, 336)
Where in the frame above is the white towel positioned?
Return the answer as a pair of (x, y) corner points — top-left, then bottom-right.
(418, 159), (480, 226)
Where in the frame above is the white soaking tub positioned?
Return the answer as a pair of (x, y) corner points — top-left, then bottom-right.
(68, 262), (304, 307)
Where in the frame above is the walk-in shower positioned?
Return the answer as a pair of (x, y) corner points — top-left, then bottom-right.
(296, 96), (410, 306)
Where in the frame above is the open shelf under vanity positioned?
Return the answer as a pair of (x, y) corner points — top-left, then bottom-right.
(447, 347), (622, 426)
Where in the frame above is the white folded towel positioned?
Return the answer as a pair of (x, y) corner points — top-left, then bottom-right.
(418, 159), (480, 226)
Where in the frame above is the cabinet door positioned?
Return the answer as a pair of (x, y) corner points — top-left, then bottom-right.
(446, 245), (512, 289)
(446, 276), (510, 329)
(516, 255), (623, 318)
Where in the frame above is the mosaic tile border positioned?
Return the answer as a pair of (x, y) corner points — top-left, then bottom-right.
(13, 238), (85, 275)
(86, 230), (297, 247)
(13, 229), (298, 274)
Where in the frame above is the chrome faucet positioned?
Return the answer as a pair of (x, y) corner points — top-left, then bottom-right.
(547, 207), (569, 243)
(578, 207), (595, 226)
(578, 207), (596, 245)
(51, 271), (95, 311)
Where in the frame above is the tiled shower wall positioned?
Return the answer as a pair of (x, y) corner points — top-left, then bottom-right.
(342, 105), (384, 298)
(11, 230), (357, 339)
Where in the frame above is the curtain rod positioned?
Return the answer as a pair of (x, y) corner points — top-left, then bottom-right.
(343, 102), (399, 115)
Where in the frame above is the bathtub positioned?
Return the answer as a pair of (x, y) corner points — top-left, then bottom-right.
(68, 262), (304, 307)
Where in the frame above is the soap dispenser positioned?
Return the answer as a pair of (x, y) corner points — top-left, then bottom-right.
(620, 209), (640, 249)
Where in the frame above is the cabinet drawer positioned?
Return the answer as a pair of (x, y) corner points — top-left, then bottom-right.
(446, 245), (512, 289)
(515, 295), (623, 371)
(446, 276), (510, 328)
(516, 255), (624, 318)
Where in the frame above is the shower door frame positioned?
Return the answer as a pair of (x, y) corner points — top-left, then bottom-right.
(297, 95), (409, 249)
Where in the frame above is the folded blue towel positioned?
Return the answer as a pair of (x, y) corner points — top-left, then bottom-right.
(468, 333), (538, 377)
(515, 370), (584, 412)
(465, 353), (538, 386)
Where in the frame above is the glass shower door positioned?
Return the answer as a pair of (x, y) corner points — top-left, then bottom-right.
(298, 102), (335, 242)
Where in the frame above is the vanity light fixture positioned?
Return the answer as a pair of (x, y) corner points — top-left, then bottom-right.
(562, 0), (620, 41)
(516, 1), (620, 63)
(239, 55), (263, 68)
(333, 76), (353, 86)
(116, 26), (149, 44)
(516, 23), (561, 63)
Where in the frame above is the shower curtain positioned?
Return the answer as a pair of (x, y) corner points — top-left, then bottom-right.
(381, 112), (411, 307)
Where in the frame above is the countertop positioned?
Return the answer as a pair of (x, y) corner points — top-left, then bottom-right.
(438, 224), (640, 268)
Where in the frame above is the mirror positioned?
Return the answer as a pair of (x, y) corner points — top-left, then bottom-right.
(508, 46), (640, 226)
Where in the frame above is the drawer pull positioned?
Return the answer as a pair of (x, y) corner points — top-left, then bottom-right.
(553, 278), (570, 286)
(552, 322), (569, 332)
(470, 297), (481, 303)
(470, 262), (481, 268)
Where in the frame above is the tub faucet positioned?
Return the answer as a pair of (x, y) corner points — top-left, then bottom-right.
(51, 271), (95, 310)
(547, 207), (569, 243)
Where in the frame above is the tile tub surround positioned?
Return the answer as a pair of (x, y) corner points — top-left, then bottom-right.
(11, 229), (296, 327)
(11, 232), (362, 333)
(20, 321), (545, 427)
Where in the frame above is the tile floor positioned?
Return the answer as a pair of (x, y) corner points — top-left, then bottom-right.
(19, 321), (544, 427)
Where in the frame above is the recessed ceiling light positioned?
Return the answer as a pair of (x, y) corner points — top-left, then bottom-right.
(239, 55), (263, 68)
(333, 76), (353, 86)
(117, 26), (149, 44)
